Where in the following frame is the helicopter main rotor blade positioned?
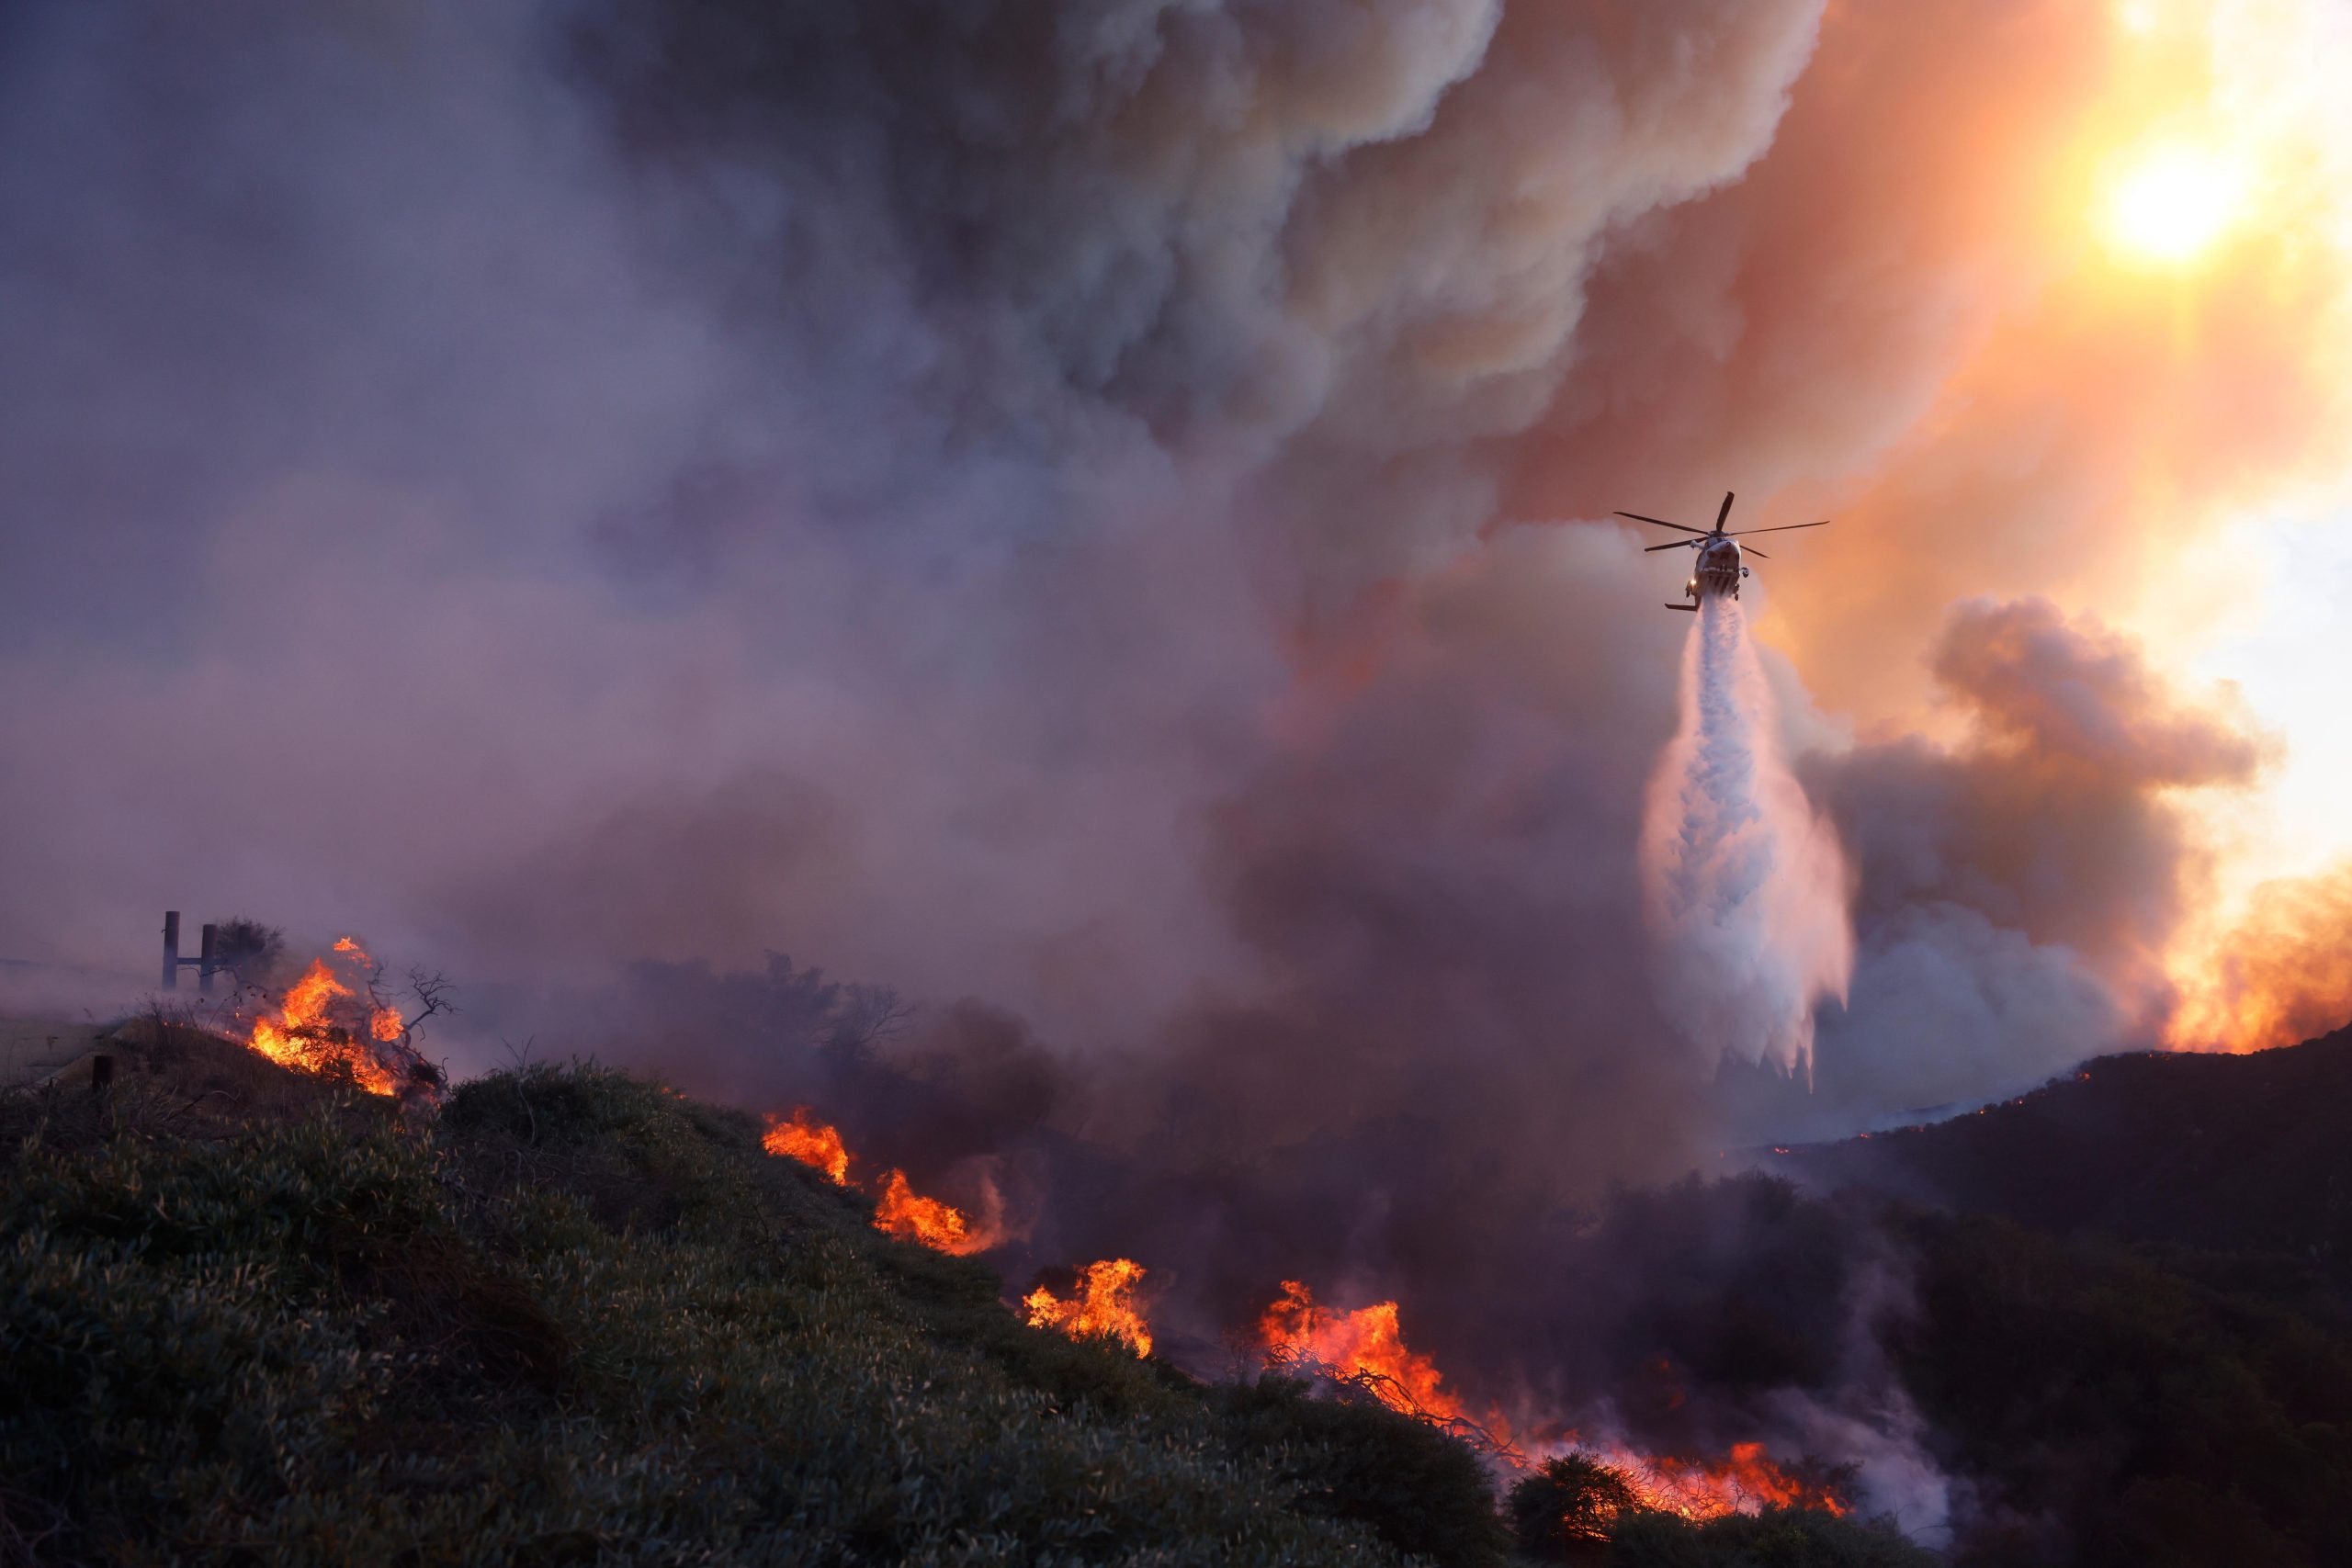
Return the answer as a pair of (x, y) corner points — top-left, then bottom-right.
(1615, 511), (1709, 536)
(1715, 491), (1736, 531)
(1644, 538), (1699, 552)
(1743, 547), (1769, 559)
(1724, 520), (1829, 536)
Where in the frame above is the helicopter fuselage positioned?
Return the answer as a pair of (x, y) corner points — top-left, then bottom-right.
(1621, 491), (1824, 611)
(1682, 536), (1747, 603)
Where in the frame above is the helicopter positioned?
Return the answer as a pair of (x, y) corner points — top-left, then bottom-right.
(1615, 491), (1829, 611)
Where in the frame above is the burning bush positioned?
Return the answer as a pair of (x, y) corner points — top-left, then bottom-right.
(871, 1167), (1007, 1254)
(1257, 1278), (1462, 1421)
(753, 1102), (1006, 1255)
(1508, 1451), (1918, 1565)
(246, 954), (406, 1094)
(1509, 1453), (1648, 1562)
(1023, 1258), (1153, 1357)
(761, 1107), (849, 1183)
(236, 937), (447, 1102)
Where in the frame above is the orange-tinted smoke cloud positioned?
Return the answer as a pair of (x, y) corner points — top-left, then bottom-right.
(2167, 863), (2352, 1053)
(1817, 596), (2270, 1018)
(1514, 2), (2350, 724)
(1508, 2), (2352, 1062)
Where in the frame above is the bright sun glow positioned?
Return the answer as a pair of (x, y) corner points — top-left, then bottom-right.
(2102, 142), (2248, 263)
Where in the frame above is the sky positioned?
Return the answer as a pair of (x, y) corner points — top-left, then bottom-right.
(4, 0), (2352, 1158)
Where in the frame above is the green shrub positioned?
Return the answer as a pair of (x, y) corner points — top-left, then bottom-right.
(1509, 1452), (1647, 1562)
(1894, 1212), (2352, 1567)
(1604, 1506), (1942, 1568)
(1209, 1377), (1511, 1568)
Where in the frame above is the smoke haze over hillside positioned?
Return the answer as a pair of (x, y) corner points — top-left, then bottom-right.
(3, 0), (2348, 1224)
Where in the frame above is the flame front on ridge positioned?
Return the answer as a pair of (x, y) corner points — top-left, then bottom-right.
(1558, 1438), (1850, 1522)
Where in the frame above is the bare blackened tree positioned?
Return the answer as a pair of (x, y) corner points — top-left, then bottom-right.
(400, 966), (457, 1042)
(821, 984), (915, 1069)
(211, 917), (288, 988)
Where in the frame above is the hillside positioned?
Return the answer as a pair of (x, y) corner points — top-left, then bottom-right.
(0, 1023), (1939, 1568)
(17, 1017), (2352, 1565)
(1762, 1024), (2352, 1273)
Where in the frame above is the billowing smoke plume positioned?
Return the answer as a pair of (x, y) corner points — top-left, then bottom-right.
(1642, 596), (1851, 1074)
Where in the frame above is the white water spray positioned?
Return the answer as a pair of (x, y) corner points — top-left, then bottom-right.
(1642, 596), (1852, 1076)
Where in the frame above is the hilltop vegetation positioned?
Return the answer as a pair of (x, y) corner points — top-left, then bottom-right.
(1759, 1026), (2352, 1567)
(1, 1042), (1419, 1564)
(17, 1019), (2349, 1565)
(1, 1029), (1909, 1568)
(1769, 1024), (2352, 1271)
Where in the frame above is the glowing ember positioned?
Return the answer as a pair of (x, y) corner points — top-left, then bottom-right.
(245, 951), (401, 1096)
(1257, 1279), (1462, 1420)
(873, 1168), (1001, 1256)
(1024, 1258), (1153, 1357)
(762, 1108), (851, 1184)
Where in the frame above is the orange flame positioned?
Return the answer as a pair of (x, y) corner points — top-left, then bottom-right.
(1252, 1282), (1844, 1525)
(245, 953), (401, 1096)
(326, 937), (406, 1043)
(752, 1106), (1004, 1254)
(873, 1168), (1001, 1255)
(763, 1108), (851, 1184)
(1023, 1258), (1153, 1357)
(1256, 1279), (1462, 1420)
(1564, 1438), (1849, 1521)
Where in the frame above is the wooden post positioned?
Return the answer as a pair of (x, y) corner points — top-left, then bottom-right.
(161, 910), (181, 990)
(198, 922), (219, 995)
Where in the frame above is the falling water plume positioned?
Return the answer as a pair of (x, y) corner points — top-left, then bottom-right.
(1641, 596), (1852, 1077)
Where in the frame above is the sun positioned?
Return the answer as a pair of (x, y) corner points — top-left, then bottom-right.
(2100, 142), (2249, 265)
